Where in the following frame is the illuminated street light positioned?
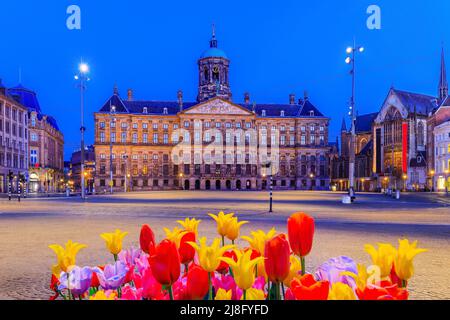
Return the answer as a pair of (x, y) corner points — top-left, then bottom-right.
(345, 41), (364, 202)
(75, 61), (90, 200)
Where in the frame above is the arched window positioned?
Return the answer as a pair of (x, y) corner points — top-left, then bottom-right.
(417, 122), (424, 146)
(203, 67), (209, 82)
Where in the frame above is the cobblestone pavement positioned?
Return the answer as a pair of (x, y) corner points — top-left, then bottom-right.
(0, 191), (449, 300)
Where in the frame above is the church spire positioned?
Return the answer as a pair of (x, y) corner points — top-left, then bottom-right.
(210, 23), (218, 48)
(341, 117), (347, 132)
(439, 46), (448, 101)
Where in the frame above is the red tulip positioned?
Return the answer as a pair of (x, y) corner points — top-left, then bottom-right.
(288, 213), (315, 257)
(140, 225), (156, 254)
(90, 265), (104, 288)
(356, 281), (409, 300)
(186, 264), (209, 300)
(179, 231), (196, 265)
(49, 275), (59, 300)
(149, 239), (181, 286)
(140, 268), (164, 300)
(216, 250), (237, 274)
(264, 234), (290, 283)
(290, 274), (329, 300)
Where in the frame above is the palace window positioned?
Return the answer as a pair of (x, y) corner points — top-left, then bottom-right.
(281, 135), (286, 145)
(153, 133), (159, 144)
(290, 136), (295, 146)
(132, 123), (138, 129)
(301, 136), (306, 145)
(121, 132), (126, 143)
(172, 133), (179, 144)
(121, 122), (127, 129)
(100, 153), (106, 159)
(153, 123), (158, 130)
(163, 108), (168, 115)
(236, 122), (242, 129)
(111, 121), (116, 128)
(100, 122), (105, 129)
(132, 154), (138, 160)
(245, 122), (251, 129)
(184, 121), (190, 128)
(111, 133), (116, 143)
(281, 110), (285, 117)
(204, 122), (210, 128)
(163, 134), (169, 144)
(143, 133), (148, 144)
(143, 123), (148, 129)
(310, 135), (316, 144)
(163, 124), (169, 130)
(143, 107), (148, 114)
(132, 133), (138, 144)
(262, 110), (266, 117)
(31, 133), (38, 142)
(215, 122), (221, 128)
(30, 149), (38, 165)
(173, 124), (179, 129)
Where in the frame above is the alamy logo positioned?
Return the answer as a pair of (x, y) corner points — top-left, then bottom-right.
(367, 5), (381, 30)
(66, 5), (81, 30)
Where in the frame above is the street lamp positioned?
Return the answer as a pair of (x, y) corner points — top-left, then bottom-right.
(123, 154), (129, 192)
(402, 174), (408, 192)
(75, 62), (90, 199)
(429, 170), (435, 193)
(345, 42), (364, 202)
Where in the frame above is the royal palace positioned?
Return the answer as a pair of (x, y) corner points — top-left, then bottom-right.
(94, 30), (332, 191)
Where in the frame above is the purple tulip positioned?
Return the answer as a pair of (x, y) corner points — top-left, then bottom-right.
(119, 247), (141, 267)
(59, 266), (93, 297)
(94, 261), (129, 290)
(314, 256), (357, 288)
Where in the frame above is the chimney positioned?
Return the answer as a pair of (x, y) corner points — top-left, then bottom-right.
(177, 90), (183, 111)
(127, 89), (133, 101)
(304, 91), (309, 101)
(289, 93), (296, 105)
(244, 92), (250, 104)
(298, 98), (304, 105)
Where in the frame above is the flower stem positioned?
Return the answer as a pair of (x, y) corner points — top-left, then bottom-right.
(208, 272), (213, 300)
(243, 290), (247, 300)
(300, 256), (306, 276)
(401, 279), (407, 288)
(281, 283), (286, 300)
(222, 236), (225, 247)
(168, 285), (174, 300)
(184, 264), (189, 275)
(113, 254), (118, 262)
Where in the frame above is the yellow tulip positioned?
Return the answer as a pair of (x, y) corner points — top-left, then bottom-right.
(100, 229), (128, 255)
(220, 249), (264, 291)
(364, 243), (396, 278)
(225, 217), (249, 242)
(164, 226), (187, 249)
(342, 263), (376, 292)
(89, 290), (117, 300)
(328, 283), (356, 300)
(208, 211), (235, 238)
(394, 239), (427, 281)
(283, 255), (302, 288)
(49, 240), (87, 277)
(241, 228), (277, 255)
(215, 288), (232, 300)
(242, 288), (266, 300)
(188, 237), (234, 272)
(177, 218), (201, 237)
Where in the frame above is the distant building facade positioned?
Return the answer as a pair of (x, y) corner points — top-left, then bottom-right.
(0, 80), (29, 193)
(331, 113), (378, 192)
(8, 85), (64, 193)
(93, 30), (332, 191)
(432, 96), (450, 191)
(69, 145), (96, 193)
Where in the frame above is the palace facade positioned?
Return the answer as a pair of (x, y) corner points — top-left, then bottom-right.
(94, 30), (332, 191)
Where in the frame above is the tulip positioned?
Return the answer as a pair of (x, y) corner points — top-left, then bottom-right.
(93, 261), (129, 291)
(216, 250), (237, 274)
(290, 274), (329, 300)
(283, 255), (302, 288)
(49, 274), (60, 300)
(177, 218), (202, 237)
(139, 225), (155, 254)
(89, 290), (117, 300)
(139, 268), (163, 300)
(287, 213), (315, 274)
(242, 288), (265, 300)
(164, 227), (188, 249)
(179, 231), (196, 267)
(148, 239), (181, 299)
(215, 288), (232, 300)
(393, 239), (427, 286)
(315, 256), (357, 288)
(188, 237), (234, 300)
(186, 264), (209, 300)
(213, 275), (239, 300)
(356, 281), (408, 300)
(100, 229), (129, 258)
(118, 247), (141, 267)
(121, 285), (143, 300)
(242, 228), (277, 255)
(342, 263), (377, 292)
(208, 211), (235, 244)
(328, 283), (356, 300)
(59, 266), (93, 298)
(49, 240), (87, 277)
(220, 249), (264, 298)
(264, 234), (290, 288)
(364, 243), (396, 278)
(225, 217), (249, 243)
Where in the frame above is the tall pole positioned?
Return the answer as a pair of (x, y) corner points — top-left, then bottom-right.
(75, 63), (89, 199)
(346, 42), (364, 201)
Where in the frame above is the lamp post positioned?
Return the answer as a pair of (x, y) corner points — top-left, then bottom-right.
(109, 105), (116, 194)
(402, 174), (408, 192)
(445, 170), (449, 196)
(75, 62), (90, 199)
(123, 154), (129, 192)
(345, 42), (364, 201)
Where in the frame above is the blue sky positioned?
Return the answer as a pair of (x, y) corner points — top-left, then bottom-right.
(0, 0), (449, 159)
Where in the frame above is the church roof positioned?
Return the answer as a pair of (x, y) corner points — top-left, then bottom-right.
(392, 89), (437, 116)
(355, 112), (378, 133)
(200, 48), (228, 60)
(98, 94), (327, 119)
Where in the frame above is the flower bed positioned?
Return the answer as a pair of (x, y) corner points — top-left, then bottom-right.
(49, 212), (426, 300)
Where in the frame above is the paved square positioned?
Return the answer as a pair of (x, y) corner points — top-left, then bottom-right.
(0, 191), (449, 300)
